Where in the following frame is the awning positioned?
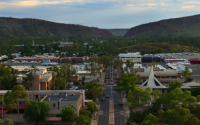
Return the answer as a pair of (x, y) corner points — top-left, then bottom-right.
(0, 110), (8, 115)
(0, 105), (28, 110)
(47, 117), (62, 121)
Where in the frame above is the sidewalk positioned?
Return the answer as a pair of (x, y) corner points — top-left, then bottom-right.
(91, 103), (100, 125)
(122, 94), (129, 123)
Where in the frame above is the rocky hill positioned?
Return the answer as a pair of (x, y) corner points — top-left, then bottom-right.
(124, 14), (200, 38)
(0, 17), (113, 38)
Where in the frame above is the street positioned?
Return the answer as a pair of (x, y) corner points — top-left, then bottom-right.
(97, 66), (126, 125)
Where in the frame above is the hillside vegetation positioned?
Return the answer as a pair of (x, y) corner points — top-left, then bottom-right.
(0, 17), (113, 38)
(120, 42), (200, 54)
(124, 14), (200, 38)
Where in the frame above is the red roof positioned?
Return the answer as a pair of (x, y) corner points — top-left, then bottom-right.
(190, 59), (200, 62)
(47, 117), (62, 121)
(0, 110), (8, 115)
(0, 105), (28, 109)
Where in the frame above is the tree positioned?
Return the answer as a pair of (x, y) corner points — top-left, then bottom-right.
(127, 87), (161, 111)
(190, 87), (200, 97)
(140, 113), (159, 125)
(86, 101), (97, 114)
(85, 82), (103, 101)
(4, 85), (29, 123)
(98, 55), (113, 67)
(181, 66), (193, 82)
(152, 87), (196, 112)
(168, 81), (182, 92)
(75, 115), (91, 125)
(75, 109), (92, 125)
(116, 73), (137, 96)
(114, 59), (123, 71)
(0, 74), (16, 90)
(158, 105), (200, 125)
(126, 60), (134, 67)
(22, 71), (34, 90)
(0, 118), (13, 125)
(51, 77), (65, 90)
(60, 64), (76, 83)
(24, 101), (50, 125)
(85, 61), (103, 82)
(81, 75), (86, 85)
(60, 104), (76, 121)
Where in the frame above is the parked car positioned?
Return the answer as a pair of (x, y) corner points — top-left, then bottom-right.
(101, 98), (104, 101)
(106, 95), (110, 98)
(113, 84), (118, 87)
(119, 101), (123, 106)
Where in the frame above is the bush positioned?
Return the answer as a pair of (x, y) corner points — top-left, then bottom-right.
(74, 81), (80, 86)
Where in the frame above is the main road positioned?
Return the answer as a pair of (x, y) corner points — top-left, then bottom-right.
(97, 66), (126, 125)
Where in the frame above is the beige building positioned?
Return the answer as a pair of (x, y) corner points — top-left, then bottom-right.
(16, 68), (53, 90)
(0, 90), (85, 122)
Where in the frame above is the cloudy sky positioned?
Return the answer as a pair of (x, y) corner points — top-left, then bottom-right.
(0, 0), (199, 28)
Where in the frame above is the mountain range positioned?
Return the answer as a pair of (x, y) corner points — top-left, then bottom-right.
(1, 14), (200, 38)
(124, 14), (200, 38)
(0, 17), (112, 38)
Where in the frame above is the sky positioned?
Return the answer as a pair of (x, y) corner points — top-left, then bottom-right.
(0, 0), (199, 28)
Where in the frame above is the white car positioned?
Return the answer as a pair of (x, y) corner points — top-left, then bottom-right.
(113, 84), (118, 87)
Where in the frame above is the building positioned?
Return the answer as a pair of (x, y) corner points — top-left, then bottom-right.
(59, 42), (74, 47)
(43, 94), (82, 116)
(118, 52), (142, 63)
(0, 90), (85, 122)
(140, 66), (192, 93)
(16, 68), (53, 90)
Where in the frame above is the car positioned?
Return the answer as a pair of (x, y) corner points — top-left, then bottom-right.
(101, 98), (104, 101)
(113, 84), (118, 87)
(106, 95), (110, 98)
(119, 101), (123, 105)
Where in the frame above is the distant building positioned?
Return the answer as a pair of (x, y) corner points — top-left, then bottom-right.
(59, 42), (74, 47)
(118, 52), (142, 63)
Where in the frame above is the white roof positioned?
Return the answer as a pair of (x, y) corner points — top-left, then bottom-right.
(141, 66), (165, 88)
(77, 71), (91, 74)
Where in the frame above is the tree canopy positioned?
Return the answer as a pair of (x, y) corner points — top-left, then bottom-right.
(24, 101), (50, 125)
(60, 104), (77, 120)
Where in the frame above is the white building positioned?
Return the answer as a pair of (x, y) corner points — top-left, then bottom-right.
(118, 52), (142, 63)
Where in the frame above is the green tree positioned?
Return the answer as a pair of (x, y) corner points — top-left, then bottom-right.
(126, 60), (134, 67)
(140, 113), (159, 125)
(86, 101), (97, 114)
(158, 105), (200, 125)
(4, 85), (29, 123)
(22, 70), (34, 90)
(116, 73), (137, 96)
(51, 77), (65, 90)
(0, 74), (16, 90)
(24, 101), (50, 125)
(0, 118), (13, 125)
(75, 114), (91, 125)
(60, 104), (77, 121)
(190, 87), (200, 96)
(98, 55), (113, 67)
(152, 88), (196, 112)
(85, 82), (102, 101)
(181, 66), (193, 82)
(127, 87), (161, 111)
(85, 62), (103, 82)
(168, 81), (182, 92)
(81, 75), (86, 85)
(114, 59), (123, 71)
(60, 64), (76, 83)
(75, 109), (92, 125)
